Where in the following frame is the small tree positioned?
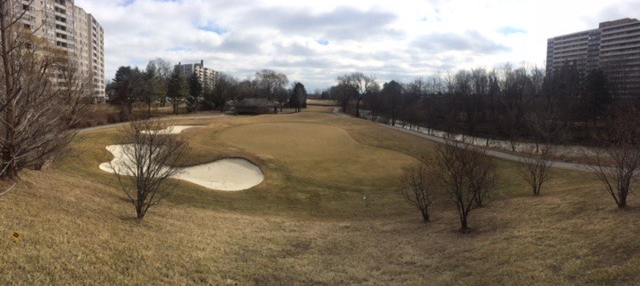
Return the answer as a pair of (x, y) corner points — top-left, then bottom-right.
(142, 61), (169, 118)
(111, 66), (142, 119)
(586, 108), (640, 208)
(400, 161), (436, 222)
(434, 142), (498, 232)
(167, 66), (189, 114)
(111, 120), (189, 220)
(210, 74), (237, 113)
(187, 73), (203, 113)
(289, 82), (307, 112)
(255, 69), (288, 101)
(337, 72), (378, 117)
(517, 145), (554, 196)
(468, 153), (498, 207)
(147, 58), (173, 107)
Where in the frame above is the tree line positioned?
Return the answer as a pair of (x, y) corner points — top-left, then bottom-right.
(108, 61), (308, 119)
(347, 64), (640, 232)
(323, 64), (637, 148)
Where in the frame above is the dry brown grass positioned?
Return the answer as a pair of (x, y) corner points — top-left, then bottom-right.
(76, 103), (193, 128)
(306, 99), (339, 106)
(1, 108), (640, 285)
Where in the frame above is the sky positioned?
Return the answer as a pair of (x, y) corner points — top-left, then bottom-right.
(76, 0), (640, 91)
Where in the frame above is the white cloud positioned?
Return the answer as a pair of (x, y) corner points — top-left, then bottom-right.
(76, 0), (640, 90)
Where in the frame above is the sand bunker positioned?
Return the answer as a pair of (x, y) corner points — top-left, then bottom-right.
(140, 125), (197, 135)
(99, 144), (264, 191)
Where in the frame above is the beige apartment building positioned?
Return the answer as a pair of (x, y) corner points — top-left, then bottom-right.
(546, 18), (640, 95)
(176, 60), (220, 91)
(15, 0), (105, 102)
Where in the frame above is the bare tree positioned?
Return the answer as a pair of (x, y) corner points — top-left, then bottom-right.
(33, 57), (90, 170)
(332, 79), (357, 114)
(147, 58), (172, 107)
(0, 2), (87, 179)
(515, 105), (561, 196)
(400, 160), (436, 222)
(255, 69), (288, 101)
(468, 153), (497, 207)
(337, 72), (377, 118)
(111, 120), (189, 220)
(433, 142), (498, 232)
(142, 59), (171, 117)
(516, 145), (554, 196)
(586, 108), (640, 208)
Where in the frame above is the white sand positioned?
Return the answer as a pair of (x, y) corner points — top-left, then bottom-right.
(99, 144), (264, 191)
(140, 125), (197, 135)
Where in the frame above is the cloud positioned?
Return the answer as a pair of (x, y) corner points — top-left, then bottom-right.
(583, 0), (640, 25)
(74, 0), (639, 90)
(242, 6), (400, 41)
(216, 34), (263, 55)
(411, 31), (511, 54)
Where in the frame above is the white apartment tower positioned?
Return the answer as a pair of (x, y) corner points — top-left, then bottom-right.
(176, 60), (220, 91)
(15, 0), (105, 102)
(546, 18), (640, 95)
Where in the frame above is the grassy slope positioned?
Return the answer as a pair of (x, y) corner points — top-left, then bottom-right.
(1, 106), (639, 285)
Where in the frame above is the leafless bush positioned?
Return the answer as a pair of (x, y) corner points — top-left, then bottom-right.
(111, 120), (189, 220)
(516, 145), (554, 196)
(586, 109), (640, 208)
(400, 160), (436, 222)
(0, 4), (88, 178)
(433, 142), (498, 232)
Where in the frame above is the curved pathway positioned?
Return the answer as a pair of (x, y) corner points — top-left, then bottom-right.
(332, 108), (594, 172)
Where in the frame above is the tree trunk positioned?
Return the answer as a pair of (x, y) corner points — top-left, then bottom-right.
(421, 210), (430, 222)
(618, 191), (627, 208)
(1, 105), (16, 179)
(136, 208), (145, 220)
(460, 217), (469, 233)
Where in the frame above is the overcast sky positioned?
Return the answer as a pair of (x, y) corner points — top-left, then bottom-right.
(76, 0), (639, 91)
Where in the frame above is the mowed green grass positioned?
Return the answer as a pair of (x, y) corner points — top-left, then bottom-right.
(217, 122), (418, 187)
(1, 107), (640, 285)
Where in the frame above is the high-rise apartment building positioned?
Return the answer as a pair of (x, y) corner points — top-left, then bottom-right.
(14, 0), (105, 102)
(176, 60), (220, 91)
(546, 18), (640, 95)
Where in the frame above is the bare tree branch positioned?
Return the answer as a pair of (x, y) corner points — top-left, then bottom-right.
(110, 120), (189, 220)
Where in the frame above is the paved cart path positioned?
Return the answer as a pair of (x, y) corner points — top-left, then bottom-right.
(332, 108), (595, 173)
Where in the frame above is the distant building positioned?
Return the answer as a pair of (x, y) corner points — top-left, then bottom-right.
(12, 0), (106, 102)
(546, 18), (640, 95)
(175, 60), (220, 91)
